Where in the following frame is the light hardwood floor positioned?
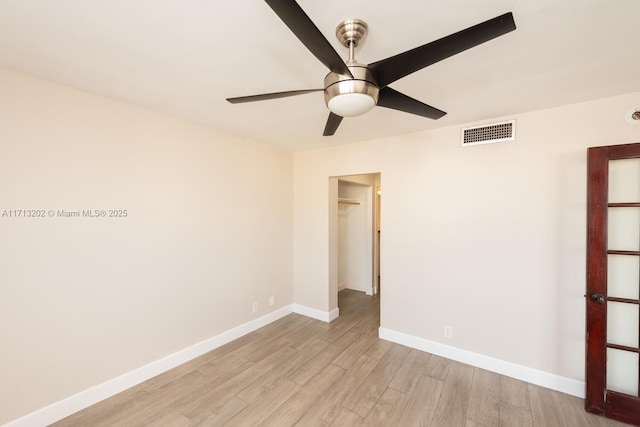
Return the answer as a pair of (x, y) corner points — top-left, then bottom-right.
(54, 290), (631, 426)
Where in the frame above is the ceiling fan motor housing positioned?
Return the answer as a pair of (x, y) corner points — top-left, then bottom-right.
(324, 63), (379, 117)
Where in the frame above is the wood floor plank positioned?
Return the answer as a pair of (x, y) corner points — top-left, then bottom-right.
(499, 401), (533, 427)
(348, 308), (380, 336)
(329, 408), (365, 426)
(465, 418), (486, 427)
(397, 373), (445, 426)
(336, 289), (366, 309)
(123, 370), (218, 427)
(145, 412), (192, 427)
(239, 333), (298, 363)
(499, 375), (532, 427)
(466, 368), (500, 426)
(317, 313), (364, 343)
(236, 338), (329, 403)
(257, 363), (345, 426)
(388, 348), (432, 393)
(144, 331), (260, 390)
(181, 346), (297, 422)
(364, 337), (395, 360)
(232, 315), (311, 362)
(223, 379), (301, 427)
(499, 375), (530, 409)
(295, 354), (379, 426)
(363, 386), (410, 426)
(342, 343), (411, 417)
(423, 353), (452, 381)
(190, 397), (248, 427)
(430, 360), (475, 427)
(287, 331), (359, 386)
(331, 330), (378, 369)
(195, 352), (254, 386)
(528, 383), (565, 427)
(285, 319), (331, 350)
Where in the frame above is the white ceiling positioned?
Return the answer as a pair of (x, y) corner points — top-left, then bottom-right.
(0, 0), (638, 151)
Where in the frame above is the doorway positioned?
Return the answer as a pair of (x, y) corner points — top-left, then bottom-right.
(329, 173), (381, 316)
(586, 142), (640, 425)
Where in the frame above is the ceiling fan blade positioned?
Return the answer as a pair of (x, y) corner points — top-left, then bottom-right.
(226, 89), (323, 104)
(369, 12), (516, 88)
(323, 112), (343, 136)
(265, 0), (353, 78)
(377, 87), (446, 119)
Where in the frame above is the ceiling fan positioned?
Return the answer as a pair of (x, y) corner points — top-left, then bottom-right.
(227, 0), (516, 136)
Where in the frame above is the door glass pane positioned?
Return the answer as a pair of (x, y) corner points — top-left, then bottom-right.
(608, 207), (640, 251)
(607, 301), (639, 348)
(608, 255), (640, 300)
(607, 348), (639, 396)
(609, 158), (640, 203)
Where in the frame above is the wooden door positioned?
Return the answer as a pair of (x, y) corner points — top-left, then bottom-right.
(586, 142), (640, 425)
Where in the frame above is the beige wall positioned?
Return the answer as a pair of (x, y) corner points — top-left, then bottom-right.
(0, 67), (293, 424)
(293, 92), (640, 382)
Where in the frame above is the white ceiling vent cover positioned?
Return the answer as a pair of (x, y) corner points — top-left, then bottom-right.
(461, 120), (516, 147)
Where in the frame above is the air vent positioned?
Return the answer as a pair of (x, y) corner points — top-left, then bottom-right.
(461, 120), (516, 146)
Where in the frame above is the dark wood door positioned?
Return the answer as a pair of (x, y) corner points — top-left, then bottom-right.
(586, 142), (640, 426)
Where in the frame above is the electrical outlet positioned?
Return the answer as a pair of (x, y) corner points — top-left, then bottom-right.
(444, 326), (453, 339)
(269, 296), (275, 306)
(252, 302), (258, 313)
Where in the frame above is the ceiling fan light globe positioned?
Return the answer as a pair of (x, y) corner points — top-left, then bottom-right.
(328, 93), (376, 117)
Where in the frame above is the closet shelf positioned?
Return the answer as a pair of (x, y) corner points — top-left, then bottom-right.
(338, 198), (361, 205)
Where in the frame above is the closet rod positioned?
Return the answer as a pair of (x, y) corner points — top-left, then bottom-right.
(338, 198), (360, 205)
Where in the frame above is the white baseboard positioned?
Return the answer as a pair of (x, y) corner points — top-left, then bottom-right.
(292, 304), (339, 322)
(378, 327), (585, 398)
(5, 305), (294, 427)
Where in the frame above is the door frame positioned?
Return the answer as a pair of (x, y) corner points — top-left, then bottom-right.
(329, 173), (381, 314)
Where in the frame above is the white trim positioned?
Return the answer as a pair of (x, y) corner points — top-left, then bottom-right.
(378, 327), (585, 398)
(293, 304), (339, 322)
(4, 306), (294, 427)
